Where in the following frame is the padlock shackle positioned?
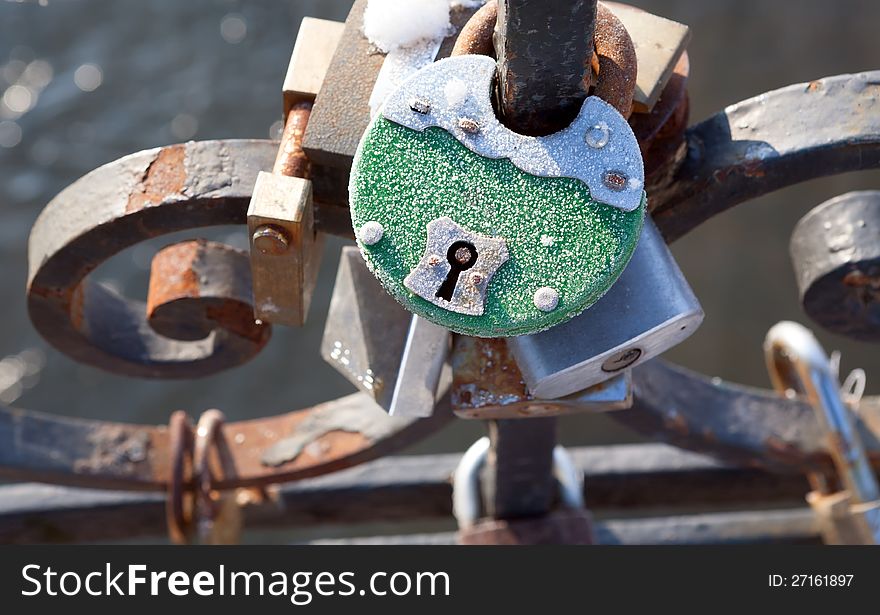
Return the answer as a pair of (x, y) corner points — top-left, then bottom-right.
(452, 437), (584, 529)
(764, 321), (880, 504)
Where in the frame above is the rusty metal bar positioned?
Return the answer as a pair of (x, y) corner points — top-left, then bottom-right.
(27, 140), (278, 379)
(273, 101), (313, 178)
(0, 443), (811, 544)
(0, 392), (452, 491)
(623, 359), (880, 474)
(4, 353), (878, 493)
(481, 418), (558, 519)
(494, 0), (596, 135)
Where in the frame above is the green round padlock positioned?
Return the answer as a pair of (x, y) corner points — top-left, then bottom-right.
(350, 55), (646, 337)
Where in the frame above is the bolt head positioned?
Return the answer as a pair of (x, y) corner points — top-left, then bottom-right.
(602, 170), (629, 192)
(408, 97), (431, 115)
(457, 117), (480, 134)
(252, 225), (289, 255)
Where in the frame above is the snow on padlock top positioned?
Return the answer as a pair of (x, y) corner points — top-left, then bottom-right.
(349, 54), (647, 338)
(381, 55), (645, 212)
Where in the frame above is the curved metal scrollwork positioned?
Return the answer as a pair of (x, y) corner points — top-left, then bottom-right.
(27, 140), (277, 379)
(8, 64), (880, 490)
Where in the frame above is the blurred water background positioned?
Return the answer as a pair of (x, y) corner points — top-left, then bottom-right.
(1, 0), (879, 459)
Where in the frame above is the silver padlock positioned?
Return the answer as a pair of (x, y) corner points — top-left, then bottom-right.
(507, 218), (703, 399)
(321, 247), (448, 417)
(764, 321), (880, 545)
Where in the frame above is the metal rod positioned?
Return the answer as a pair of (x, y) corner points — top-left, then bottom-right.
(0, 444), (810, 544)
(480, 0), (599, 524)
(494, 0), (596, 135)
(482, 418), (558, 519)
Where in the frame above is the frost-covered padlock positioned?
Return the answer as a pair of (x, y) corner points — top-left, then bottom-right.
(349, 55), (645, 337)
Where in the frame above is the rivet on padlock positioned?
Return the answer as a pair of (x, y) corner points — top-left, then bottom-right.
(349, 54), (646, 338)
(764, 321), (880, 545)
(507, 218), (704, 399)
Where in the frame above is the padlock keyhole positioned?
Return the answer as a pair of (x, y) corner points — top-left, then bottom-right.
(436, 241), (478, 301)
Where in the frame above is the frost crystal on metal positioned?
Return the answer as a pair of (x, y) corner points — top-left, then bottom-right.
(382, 55), (645, 212)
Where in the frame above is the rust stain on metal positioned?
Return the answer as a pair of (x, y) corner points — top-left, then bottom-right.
(260, 396), (399, 467)
(261, 428), (369, 468)
(147, 241), (201, 318)
(452, 336), (530, 410)
(69, 283), (86, 332)
(146, 240), (269, 345)
(843, 269), (880, 288)
(204, 299), (269, 345)
(632, 52), (689, 188)
(764, 435), (815, 468)
(451, 0), (496, 58)
(702, 426), (719, 444)
(593, 3), (638, 118)
(127, 144), (186, 213)
(273, 102), (313, 179)
(662, 409), (689, 435)
(741, 158), (767, 178)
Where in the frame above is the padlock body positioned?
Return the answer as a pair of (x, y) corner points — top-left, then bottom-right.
(508, 218), (703, 398)
(321, 247), (448, 416)
(349, 55), (646, 338)
(351, 119), (644, 337)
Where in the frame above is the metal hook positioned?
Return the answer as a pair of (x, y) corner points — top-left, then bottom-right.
(842, 368), (867, 408)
